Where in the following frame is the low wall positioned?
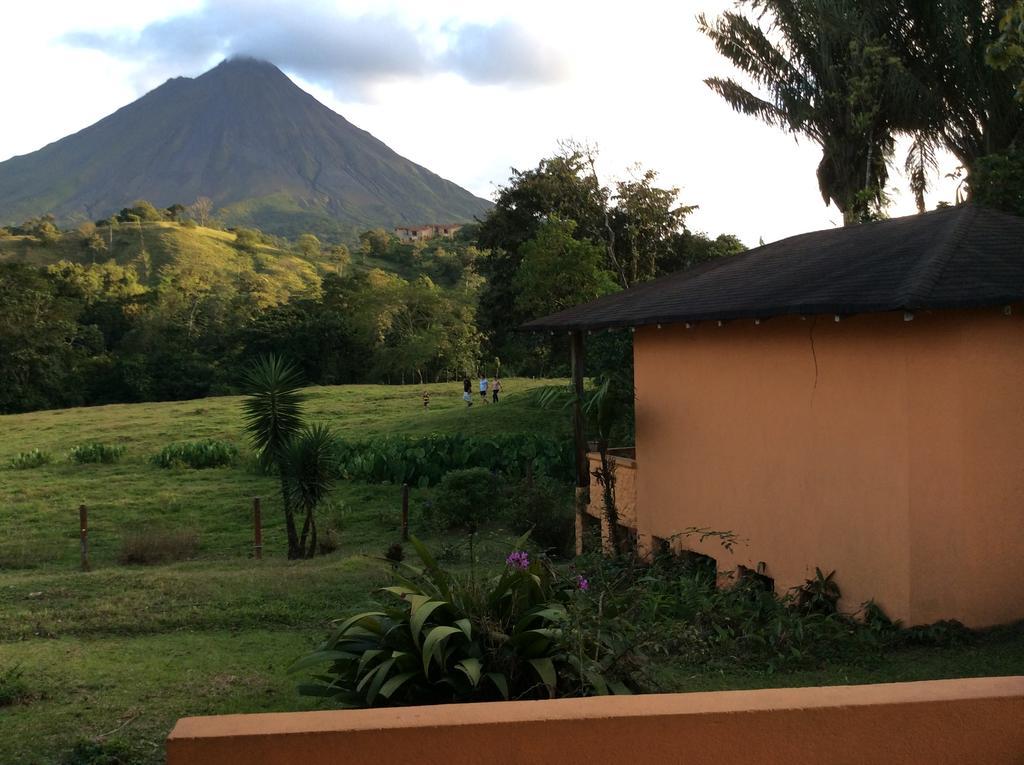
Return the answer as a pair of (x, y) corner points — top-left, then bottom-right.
(167, 676), (1024, 764)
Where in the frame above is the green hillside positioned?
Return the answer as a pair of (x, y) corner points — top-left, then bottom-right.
(0, 221), (321, 285)
(0, 58), (491, 240)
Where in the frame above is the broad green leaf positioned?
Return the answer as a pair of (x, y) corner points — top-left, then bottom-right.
(379, 671), (419, 699)
(365, 658), (396, 704)
(421, 625), (461, 676)
(455, 657), (482, 687)
(410, 599), (447, 647)
(528, 657), (556, 695)
(330, 611), (386, 637)
(486, 672), (510, 700)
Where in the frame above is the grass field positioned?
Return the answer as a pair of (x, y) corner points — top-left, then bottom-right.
(2, 379), (1023, 764)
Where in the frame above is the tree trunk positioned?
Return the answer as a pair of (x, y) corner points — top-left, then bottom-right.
(281, 477), (301, 559)
(597, 439), (620, 554)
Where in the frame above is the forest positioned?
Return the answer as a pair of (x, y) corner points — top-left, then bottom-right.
(0, 149), (744, 414)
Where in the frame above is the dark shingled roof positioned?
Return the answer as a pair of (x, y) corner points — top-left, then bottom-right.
(522, 204), (1024, 332)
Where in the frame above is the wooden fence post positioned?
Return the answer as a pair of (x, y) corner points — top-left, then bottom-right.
(401, 484), (410, 542)
(253, 497), (263, 560)
(79, 504), (89, 571)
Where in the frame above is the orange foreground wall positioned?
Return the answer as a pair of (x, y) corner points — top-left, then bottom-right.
(633, 308), (1024, 627)
(167, 677), (1024, 764)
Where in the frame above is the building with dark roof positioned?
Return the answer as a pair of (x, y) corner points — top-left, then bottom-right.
(527, 204), (1024, 627)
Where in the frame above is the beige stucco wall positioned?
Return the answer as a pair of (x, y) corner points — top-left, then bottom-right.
(633, 308), (1024, 627)
(167, 677), (1024, 764)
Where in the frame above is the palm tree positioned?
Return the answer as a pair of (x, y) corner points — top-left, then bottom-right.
(699, 0), (927, 223)
(281, 424), (338, 559)
(241, 354), (306, 558)
(880, 0), (1024, 203)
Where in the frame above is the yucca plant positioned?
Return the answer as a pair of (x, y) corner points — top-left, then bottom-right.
(241, 355), (306, 558)
(281, 423), (338, 559)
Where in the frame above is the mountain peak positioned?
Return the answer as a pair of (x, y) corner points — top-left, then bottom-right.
(0, 61), (491, 239)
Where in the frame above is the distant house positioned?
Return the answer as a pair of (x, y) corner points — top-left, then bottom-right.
(525, 204), (1024, 628)
(394, 223), (463, 244)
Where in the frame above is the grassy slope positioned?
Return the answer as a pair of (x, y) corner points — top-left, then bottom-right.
(2, 381), (1023, 763)
(0, 222), (446, 285)
(0, 222), (322, 283)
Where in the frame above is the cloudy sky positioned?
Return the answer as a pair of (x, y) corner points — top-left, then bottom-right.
(0, 0), (960, 246)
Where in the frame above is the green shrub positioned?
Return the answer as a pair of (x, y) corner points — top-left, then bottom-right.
(0, 664), (29, 707)
(118, 528), (199, 565)
(151, 439), (238, 469)
(505, 476), (575, 557)
(8, 449), (52, 470)
(292, 537), (621, 706)
(69, 443), (125, 464)
(428, 467), (501, 530)
(331, 433), (572, 487)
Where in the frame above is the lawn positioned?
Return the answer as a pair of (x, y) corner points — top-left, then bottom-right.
(1, 379), (1022, 764)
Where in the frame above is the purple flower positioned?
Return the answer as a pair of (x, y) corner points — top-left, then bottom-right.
(576, 575), (590, 592)
(506, 551), (529, 570)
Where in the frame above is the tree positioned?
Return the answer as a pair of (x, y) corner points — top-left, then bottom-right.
(881, 0), (1024, 202)
(117, 200), (163, 223)
(0, 264), (87, 413)
(190, 196), (214, 227)
(327, 244), (352, 275)
(241, 355), (307, 559)
(610, 167), (696, 284)
(971, 147), (1024, 214)
(699, 1), (924, 224)
(988, 0), (1024, 98)
(165, 203), (187, 222)
(513, 217), (617, 320)
(358, 228), (393, 260)
(297, 233), (322, 259)
(234, 228), (261, 255)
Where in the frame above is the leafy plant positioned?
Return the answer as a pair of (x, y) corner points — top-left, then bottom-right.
(505, 476), (574, 557)
(8, 449), (52, 470)
(69, 443), (125, 464)
(292, 536), (623, 706)
(428, 467), (500, 531)
(331, 433), (573, 487)
(794, 568), (841, 615)
(151, 439), (238, 469)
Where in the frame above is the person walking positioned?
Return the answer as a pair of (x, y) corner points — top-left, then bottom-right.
(462, 376), (473, 407)
(479, 375), (489, 403)
(492, 378), (502, 403)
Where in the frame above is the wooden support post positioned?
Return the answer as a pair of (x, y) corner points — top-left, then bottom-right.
(253, 497), (263, 560)
(570, 330), (590, 556)
(401, 484), (410, 542)
(79, 504), (89, 571)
